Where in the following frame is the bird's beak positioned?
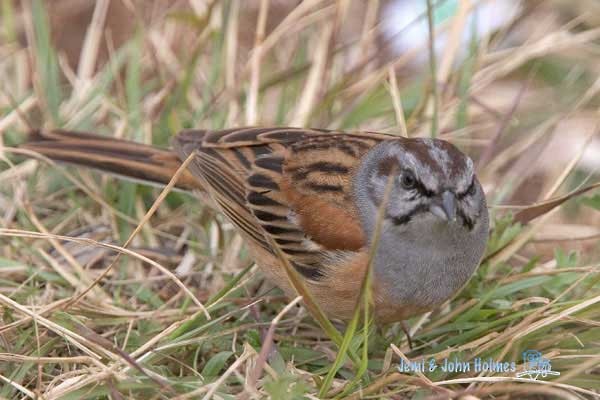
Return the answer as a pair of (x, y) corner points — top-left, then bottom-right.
(430, 191), (457, 222)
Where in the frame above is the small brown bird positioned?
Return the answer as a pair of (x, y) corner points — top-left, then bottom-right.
(22, 127), (489, 324)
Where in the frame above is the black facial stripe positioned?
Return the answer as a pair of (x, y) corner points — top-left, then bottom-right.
(407, 191), (419, 201)
(392, 214), (412, 225)
(457, 178), (476, 199)
(415, 180), (434, 197)
(389, 204), (429, 226)
(391, 197), (476, 227)
(398, 169), (434, 197)
(391, 205), (474, 230)
(457, 208), (475, 231)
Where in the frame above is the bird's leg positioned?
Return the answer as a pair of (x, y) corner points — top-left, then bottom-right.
(400, 320), (413, 350)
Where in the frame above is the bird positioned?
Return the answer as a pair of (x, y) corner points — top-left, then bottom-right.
(21, 127), (489, 324)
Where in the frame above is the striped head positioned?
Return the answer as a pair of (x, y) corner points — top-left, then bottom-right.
(353, 138), (487, 238)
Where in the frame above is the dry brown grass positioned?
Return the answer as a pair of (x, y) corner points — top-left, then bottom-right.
(0, 0), (599, 398)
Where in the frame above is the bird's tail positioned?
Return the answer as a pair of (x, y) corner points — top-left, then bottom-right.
(21, 129), (202, 191)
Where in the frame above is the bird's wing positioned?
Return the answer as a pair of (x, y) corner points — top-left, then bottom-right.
(172, 127), (389, 279)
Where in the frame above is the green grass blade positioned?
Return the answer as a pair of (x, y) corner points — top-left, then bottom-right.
(30, 0), (62, 124)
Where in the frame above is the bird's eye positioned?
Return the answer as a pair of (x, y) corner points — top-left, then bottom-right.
(400, 171), (417, 189)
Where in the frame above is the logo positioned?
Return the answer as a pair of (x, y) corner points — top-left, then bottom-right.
(395, 349), (560, 381)
(515, 350), (560, 380)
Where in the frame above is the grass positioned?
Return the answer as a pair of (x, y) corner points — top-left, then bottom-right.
(1, 0), (599, 398)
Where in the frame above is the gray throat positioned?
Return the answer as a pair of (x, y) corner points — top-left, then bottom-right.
(367, 214), (488, 309)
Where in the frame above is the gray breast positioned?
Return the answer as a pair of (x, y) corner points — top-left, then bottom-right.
(374, 209), (489, 310)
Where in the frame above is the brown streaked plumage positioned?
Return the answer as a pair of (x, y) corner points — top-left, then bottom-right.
(22, 127), (489, 324)
(24, 130), (203, 191)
